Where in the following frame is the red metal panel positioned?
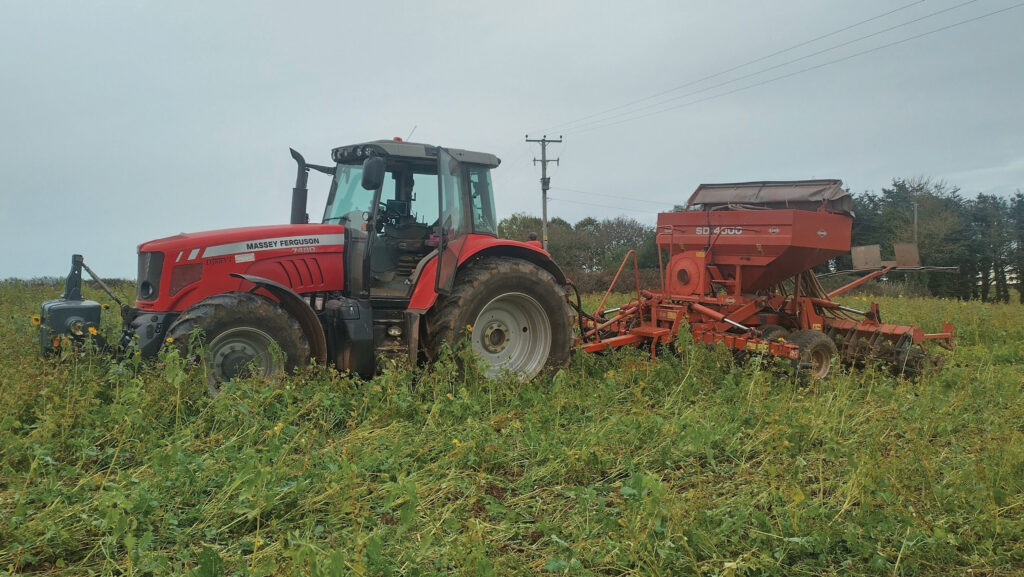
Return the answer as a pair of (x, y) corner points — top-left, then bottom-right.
(657, 209), (851, 292)
(137, 224), (346, 312)
(406, 235), (556, 312)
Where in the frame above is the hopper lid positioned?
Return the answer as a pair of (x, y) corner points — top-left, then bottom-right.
(687, 179), (850, 212)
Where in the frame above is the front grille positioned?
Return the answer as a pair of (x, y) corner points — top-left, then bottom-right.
(137, 251), (165, 301)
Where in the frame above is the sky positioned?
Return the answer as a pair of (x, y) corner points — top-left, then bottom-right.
(2, 0), (1022, 278)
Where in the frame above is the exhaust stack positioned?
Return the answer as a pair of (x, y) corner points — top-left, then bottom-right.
(289, 148), (336, 225)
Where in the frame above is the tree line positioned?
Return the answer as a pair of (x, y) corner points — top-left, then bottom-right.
(498, 178), (1024, 302)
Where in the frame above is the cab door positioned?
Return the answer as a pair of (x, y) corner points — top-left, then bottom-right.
(435, 147), (467, 294)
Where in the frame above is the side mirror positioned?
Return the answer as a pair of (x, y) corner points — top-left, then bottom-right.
(361, 157), (386, 190)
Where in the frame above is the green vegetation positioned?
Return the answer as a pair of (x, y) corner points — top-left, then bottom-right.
(2, 281), (1022, 576)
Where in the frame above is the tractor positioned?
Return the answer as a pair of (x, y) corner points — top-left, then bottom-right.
(39, 139), (575, 384)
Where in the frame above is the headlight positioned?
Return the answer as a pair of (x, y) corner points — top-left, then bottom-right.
(69, 319), (85, 336)
(139, 281), (156, 300)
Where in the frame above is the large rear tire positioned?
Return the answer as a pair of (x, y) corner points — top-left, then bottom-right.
(426, 257), (573, 379)
(166, 292), (310, 392)
(788, 329), (837, 380)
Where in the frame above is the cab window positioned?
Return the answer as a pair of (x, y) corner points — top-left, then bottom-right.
(467, 166), (497, 236)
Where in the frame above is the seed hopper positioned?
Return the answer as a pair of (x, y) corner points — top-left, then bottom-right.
(577, 180), (955, 378)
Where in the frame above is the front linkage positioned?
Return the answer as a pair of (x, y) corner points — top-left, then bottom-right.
(38, 254), (163, 357)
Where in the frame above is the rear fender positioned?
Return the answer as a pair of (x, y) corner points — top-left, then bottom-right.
(407, 239), (566, 313)
(230, 273), (327, 364)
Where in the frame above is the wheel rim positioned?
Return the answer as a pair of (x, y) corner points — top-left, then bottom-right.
(471, 292), (551, 379)
(208, 326), (280, 382)
(807, 346), (831, 379)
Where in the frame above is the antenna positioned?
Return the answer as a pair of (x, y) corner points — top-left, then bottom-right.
(406, 125), (418, 141)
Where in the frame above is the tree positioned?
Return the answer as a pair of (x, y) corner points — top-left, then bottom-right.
(497, 214), (656, 273)
(1012, 192), (1024, 303)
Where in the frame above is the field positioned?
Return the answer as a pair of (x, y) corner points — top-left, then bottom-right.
(1, 281), (1023, 576)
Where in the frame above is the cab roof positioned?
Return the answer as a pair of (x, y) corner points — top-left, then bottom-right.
(332, 139), (501, 168)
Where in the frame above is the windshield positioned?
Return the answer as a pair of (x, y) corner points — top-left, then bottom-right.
(323, 162), (442, 229)
(321, 158), (495, 236)
(323, 164), (371, 224)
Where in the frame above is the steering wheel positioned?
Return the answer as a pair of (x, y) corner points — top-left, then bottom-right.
(375, 202), (389, 234)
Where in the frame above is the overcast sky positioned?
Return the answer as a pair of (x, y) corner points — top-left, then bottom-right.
(2, 0), (1022, 278)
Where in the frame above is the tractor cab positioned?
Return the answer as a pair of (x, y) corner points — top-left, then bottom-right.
(318, 139), (500, 301)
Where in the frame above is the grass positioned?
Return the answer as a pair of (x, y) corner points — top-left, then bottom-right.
(1, 281), (1022, 576)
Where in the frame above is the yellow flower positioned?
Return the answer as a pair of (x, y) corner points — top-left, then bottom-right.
(898, 294), (904, 298)
(165, 337), (174, 343)
(31, 315), (41, 326)
(272, 422), (284, 435)
(465, 324), (473, 332)
(88, 326), (98, 336)
(446, 393), (454, 400)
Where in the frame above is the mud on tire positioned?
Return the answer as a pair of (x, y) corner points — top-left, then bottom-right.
(166, 291), (310, 391)
(426, 257), (573, 379)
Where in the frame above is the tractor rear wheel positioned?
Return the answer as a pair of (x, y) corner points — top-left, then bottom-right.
(426, 257), (573, 379)
(788, 329), (838, 380)
(166, 291), (310, 392)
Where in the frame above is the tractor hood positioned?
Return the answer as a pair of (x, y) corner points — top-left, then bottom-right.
(139, 224), (346, 259)
(134, 223), (348, 313)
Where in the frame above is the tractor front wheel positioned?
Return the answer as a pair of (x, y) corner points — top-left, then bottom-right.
(166, 291), (310, 392)
(788, 329), (838, 380)
(426, 257), (573, 379)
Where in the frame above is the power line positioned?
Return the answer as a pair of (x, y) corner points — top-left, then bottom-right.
(551, 186), (677, 207)
(563, 1), (1024, 136)
(562, 0), (981, 135)
(533, 0), (929, 134)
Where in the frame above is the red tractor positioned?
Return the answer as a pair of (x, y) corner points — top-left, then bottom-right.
(40, 139), (574, 383)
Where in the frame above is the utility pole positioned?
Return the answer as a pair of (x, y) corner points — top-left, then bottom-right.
(912, 202), (919, 245)
(525, 134), (561, 251)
